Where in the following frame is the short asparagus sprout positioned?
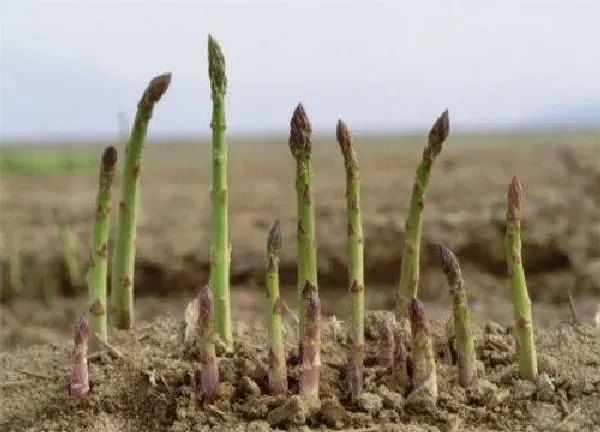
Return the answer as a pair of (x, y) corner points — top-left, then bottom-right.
(266, 220), (288, 395)
(392, 336), (409, 391)
(438, 244), (477, 388)
(198, 282), (219, 401)
(289, 103), (319, 355)
(336, 119), (365, 400)
(409, 298), (437, 401)
(506, 176), (538, 381)
(208, 34), (233, 352)
(397, 110), (450, 320)
(69, 314), (90, 398)
(87, 146), (117, 353)
(111, 72), (172, 329)
(299, 282), (321, 400)
(379, 319), (395, 369)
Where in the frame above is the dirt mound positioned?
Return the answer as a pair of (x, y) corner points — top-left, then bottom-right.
(1, 311), (599, 431)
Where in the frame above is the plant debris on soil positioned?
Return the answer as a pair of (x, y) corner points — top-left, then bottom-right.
(1, 310), (599, 432)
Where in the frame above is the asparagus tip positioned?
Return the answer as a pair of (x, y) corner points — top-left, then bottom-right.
(409, 297), (427, 327)
(74, 314), (89, 345)
(198, 282), (213, 324)
(508, 175), (523, 209)
(336, 119), (351, 150)
(428, 109), (450, 156)
(208, 34), (227, 94)
(289, 103), (312, 157)
(437, 243), (460, 279)
(144, 73), (172, 104)
(267, 219), (282, 254)
(102, 146), (118, 170)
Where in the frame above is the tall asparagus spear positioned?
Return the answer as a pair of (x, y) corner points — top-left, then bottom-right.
(506, 176), (538, 381)
(208, 35), (233, 352)
(396, 110), (450, 320)
(198, 282), (219, 401)
(336, 120), (365, 400)
(88, 146), (117, 352)
(289, 104), (318, 354)
(409, 298), (437, 401)
(438, 244), (477, 387)
(299, 282), (321, 400)
(111, 72), (171, 329)
(69, 314), (90, 398)
(266, 220), (287, 395)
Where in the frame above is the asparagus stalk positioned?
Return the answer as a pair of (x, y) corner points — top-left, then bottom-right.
(409, 298), (437, 400)
(393, 336), (409, 391)
(336, 120), (365, 400)
(506, 176), (538, 381)
(207, 34), (233, 352)
(198, 282), (219, 401)
(111, 72), (171, 329)
(396, 110), (450, 319)
(289, 104), (318, 354)
(69, 314), (90, 398)
(379, 319), (395, 369)
(266, 220), (287, 395)
(54, 209), (83, 291)
(299, 282), (321, 400)
(438, 244), (477, 387)
(87, 146), (117, 353)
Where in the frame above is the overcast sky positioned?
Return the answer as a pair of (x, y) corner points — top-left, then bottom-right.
(1, 0), (599, 139)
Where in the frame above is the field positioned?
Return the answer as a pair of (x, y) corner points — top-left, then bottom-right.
(1, 129), (599, 431)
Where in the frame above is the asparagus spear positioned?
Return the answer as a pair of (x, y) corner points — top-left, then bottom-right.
(289, 104), (318, 354)
(438, 244), (477, 387)
(207, 34), (233, 352)
(69, 314), (90, 398)
(198, 282), (219, 401)
(409, 298), (437, 400)
(393, 336), (409, 391)
(299, 282), (321, 400)
(379, 319), (395, 369)
(266, 220), (287, 395)
(396, 110), (450, 319)
(87, 146), (117, 353)
(111, 72), (171, 329)
(336, 120), (365, 400)
(506, 176), (538, 381)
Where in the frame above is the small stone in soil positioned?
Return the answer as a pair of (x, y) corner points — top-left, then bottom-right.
(247, 420), (270, 432)
(377, 385), (404, 411)
(535, 373), (555, 402)
(239, 376), (261, 398)
(405, 385), (437, 414)
(267, 395), (308, 428)
(514, 379), (536, 400)
(356, 392), (383, 414)
(318, 397), (347, 428)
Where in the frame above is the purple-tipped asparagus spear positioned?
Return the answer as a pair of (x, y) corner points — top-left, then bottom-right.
(299, 282), (321, 400)
(379, 319), (395, 369)
(198, 282), (219, 401)
(393, 336), (409, 391)
(69, 314), (90, 398)
(409, 298), (437, 400)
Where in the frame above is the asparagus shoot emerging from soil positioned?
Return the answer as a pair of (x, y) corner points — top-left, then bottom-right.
(198, 282), (219, 400)
(87, 146), (117, 353)
(299, 282), (321, 400)
(506, 176), (538, 381)
(336, 120), (365, 399)
(208, 34), (233, 352)
(396, 110), (450, 320)
(409, 298), (437, 400)
(266, 220), (288, 395)
(393, 336), (409, 391)
(69, 314), (90, 398)
(289, 104), (318, 353)
(438, 244), (477, 387)
(379, 319), (395, 369)
(111, 72), (171, 330)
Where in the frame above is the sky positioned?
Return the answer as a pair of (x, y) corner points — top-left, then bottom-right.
(1, 0), (600, 139)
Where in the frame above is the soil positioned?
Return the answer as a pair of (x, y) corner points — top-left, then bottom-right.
(1, 310), (599, 431)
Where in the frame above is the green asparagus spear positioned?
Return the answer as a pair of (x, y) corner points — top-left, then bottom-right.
(396, 110), (450, 320)
(409, 298), (437, 401)
(111, 72), (171, 329)
(88, 146), (117, 352)
(299, 282), (321, 400)
(208, 34), (233, 352)
(506, 176), (538, 381)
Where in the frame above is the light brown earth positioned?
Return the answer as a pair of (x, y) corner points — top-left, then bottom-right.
(1, 131), (599, 430)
